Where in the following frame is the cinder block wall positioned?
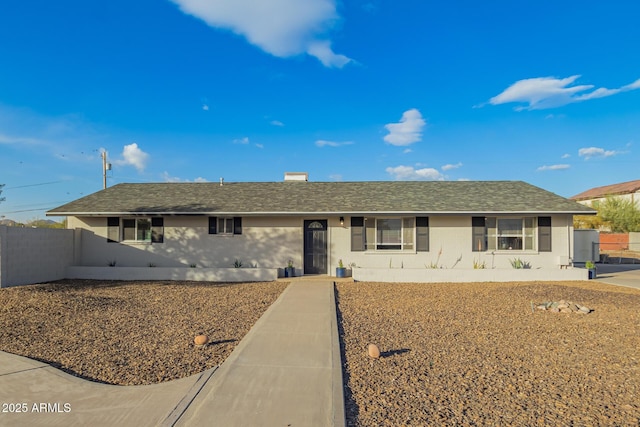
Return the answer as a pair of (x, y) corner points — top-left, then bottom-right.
(0, 226), (74, 288)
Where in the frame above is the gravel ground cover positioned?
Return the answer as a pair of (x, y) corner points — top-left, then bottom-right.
(336, 281), (640, 426)
(0, 280), (288, 385)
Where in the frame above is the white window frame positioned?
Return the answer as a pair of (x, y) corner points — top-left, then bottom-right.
(122, 218), (152, 242)
(365, 217), (415, 252)
(217, 217), (234, 235)
(494, 217), (536, 251)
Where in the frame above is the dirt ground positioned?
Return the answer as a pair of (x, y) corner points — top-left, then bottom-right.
(0, 280), (288, 385)
(336, 281), (640, 426)
(1, 279), (639, 425)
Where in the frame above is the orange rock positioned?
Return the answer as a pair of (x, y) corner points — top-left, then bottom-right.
(368, 343), (380, 359)
(194, 335), (208, 346)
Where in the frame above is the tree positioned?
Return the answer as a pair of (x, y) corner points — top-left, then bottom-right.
(598, 197), (640, 232)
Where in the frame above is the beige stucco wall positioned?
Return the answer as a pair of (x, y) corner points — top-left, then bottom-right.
(68, 213), (575, 274)
(69, 216), (306, 270)
(331, 215), (574, 271)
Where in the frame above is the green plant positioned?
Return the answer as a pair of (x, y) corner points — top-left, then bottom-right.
(148, 262), (156, 267)
(338, 259), (344, 268)
(585, 261), (596, 269)
(287, 259), (294, 268)
(233, 259), (243, 268)
(509, 258), (530, 269)
(190, 263), (197, 268)
(108, 260), (117, 267)
(473, 259), (486, 269)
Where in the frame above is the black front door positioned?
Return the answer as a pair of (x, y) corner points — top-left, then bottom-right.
(304, 220), (327, 274)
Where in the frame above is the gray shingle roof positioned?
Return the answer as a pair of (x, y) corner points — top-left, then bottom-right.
(47, 181), (596, 216)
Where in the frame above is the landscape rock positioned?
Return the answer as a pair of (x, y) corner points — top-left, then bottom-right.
(367, 343), (381, 359)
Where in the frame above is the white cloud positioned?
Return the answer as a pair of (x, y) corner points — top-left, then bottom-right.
(270, 120), (285, 127)
(202, 104), (210, 111)
(561, 153), (571, 159)
(233, 137), (250, 144)
(163, 171), (209, 182)
(536, 164), (570, 171)
(578, 146), (618, 159)
(385, 165), (444, 181)
(383, 109), (426, 146)
(255, 143), (264, 149)
(170, 0), (352, 68)
(117, 143), (149, 172)
(315, 139), (354, 147)
(488, 75), (640, 110)
(329, 174), (343, 181)
(441, 162), (462, 171)
(0, 134), (43, 145)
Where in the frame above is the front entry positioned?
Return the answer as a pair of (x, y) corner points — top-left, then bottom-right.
(303, 220), (328, 275)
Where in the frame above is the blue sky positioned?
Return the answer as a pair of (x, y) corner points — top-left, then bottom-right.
(1, 0), (639, 222)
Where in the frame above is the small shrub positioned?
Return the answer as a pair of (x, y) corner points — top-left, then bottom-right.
(233, 259), (243, 268)
(108, 260), (117, 267)
(509, 258), (530, 269)
(148, 262), (156, 268)
(473, 259), (486, 269)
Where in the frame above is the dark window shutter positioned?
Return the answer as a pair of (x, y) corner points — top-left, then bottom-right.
(107, 217), (119, 242)
(538, 216), (551, 252)
(151, 217), (164, 243)
(416, 217), (429, 252)
(233, 217), (242, 235)
(122, 219), (135, 241)
(472, 217), (486, 252)
(351, 217), (364, 251)
(208, 217), (217, 234)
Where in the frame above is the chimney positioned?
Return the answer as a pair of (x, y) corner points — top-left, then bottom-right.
(284, 172), (309, 182)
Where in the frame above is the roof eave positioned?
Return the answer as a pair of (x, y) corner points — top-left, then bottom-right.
(47, 209), (597, 216)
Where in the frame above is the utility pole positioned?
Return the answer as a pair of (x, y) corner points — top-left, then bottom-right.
(102, 151), (111, 189)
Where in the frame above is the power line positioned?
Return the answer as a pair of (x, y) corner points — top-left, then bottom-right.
(4, 181), (65, 190)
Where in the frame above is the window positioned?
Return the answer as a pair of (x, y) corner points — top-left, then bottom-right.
(218, 217), (234, 235)
(352, 217), (416, 252)
(209, 217), (242, 235)
(123, 218), (152, 242)
(109, 217), (163, 243)
(474, 216), (543, 252)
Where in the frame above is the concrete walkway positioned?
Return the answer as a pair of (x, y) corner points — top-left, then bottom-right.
(0, 280), (345, 427)
(593, 264), (640, 290)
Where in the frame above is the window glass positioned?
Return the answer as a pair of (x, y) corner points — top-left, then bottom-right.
(218, 217), (234, 234)
(365, 218), (376, 250)
(487, 217), (497, 250)
(524, 217), (535, 250)
(137, 219), (151, 241)
(123, 218), (151, 242)
(497, 218), (523, 250)
(377, 218), (402, 250)
(403, 217), (414, 250)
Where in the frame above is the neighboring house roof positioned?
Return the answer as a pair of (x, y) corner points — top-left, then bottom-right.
(47, 181), (595, 216)
(571, 179), (640, 201)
